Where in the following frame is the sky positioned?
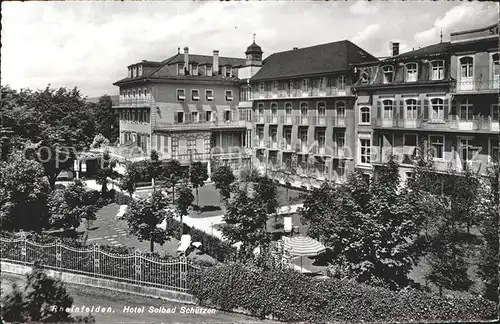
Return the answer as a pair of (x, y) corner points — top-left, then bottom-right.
(1, 1), (498, 98)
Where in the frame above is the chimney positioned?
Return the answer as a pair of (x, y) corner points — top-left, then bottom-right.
(184, 47), (189, 72)
(392, 42), (400, 56)
(293, 47), (298, 50)
(213, 50), (219, 75)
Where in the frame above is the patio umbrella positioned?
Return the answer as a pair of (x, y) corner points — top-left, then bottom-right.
(283, 235), (326, 273)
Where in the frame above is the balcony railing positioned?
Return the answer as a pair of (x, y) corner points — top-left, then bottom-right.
(251, 86), (353, 100)
(372, 116), (499, 132)
(452, 80), (500, 93)
(254, 114), (266, 124)
(279, 115), (294, 125)
(295, 143), (310, 154)
(253, 139), (266, 148)
(266, 115), (279, 124)
(155, 112), (244, 130)
(280, 141), (294, 151)
(114, 98), (155, 108)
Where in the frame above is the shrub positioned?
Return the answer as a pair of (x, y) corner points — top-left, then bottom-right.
(114, 190), (134, 205)
(189, 263), (497, 322)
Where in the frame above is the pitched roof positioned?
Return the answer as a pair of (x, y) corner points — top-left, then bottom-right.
(381, 42), (450, 62)
(162, 54), (246, 68)
(250, 40), (378, 81)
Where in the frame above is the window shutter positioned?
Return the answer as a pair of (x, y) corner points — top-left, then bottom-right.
(419, 62), (429, 81)
(199, 111), (205, 122)
(450, 99), (457, 116)
(444, 98), (449, 120)
(396, 66), (404, 82)
(376, 100), (382, 118)
(174, 112), (178, 123)
(399, 100), (404, 119)
(423, 98), (429, 120)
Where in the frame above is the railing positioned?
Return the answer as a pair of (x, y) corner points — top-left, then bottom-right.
(295, 143), (310, 154)
(114, 98), (155, 108)
(452, 80), (500, 93)
(253, 139), (266, 148)
(0, 235), (203, 293)
(266, 115), (279, 124)
(251, 86), (352, 100)
(155, 114), (245, 130)
(280, 141), (294, 151)
(254, 114), (266, 124)
(279, 116), (294, 125)
(372, 116), (499, 132)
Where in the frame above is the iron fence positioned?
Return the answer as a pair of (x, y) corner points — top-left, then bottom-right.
(0, 235), (204, 293)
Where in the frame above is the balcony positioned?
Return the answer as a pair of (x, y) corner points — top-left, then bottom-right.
(295, 115), (310, 126)
(281, 141), (294, 152)
(253, 139), (266, 148)
(114, 97), (155, 108)
(295, 143), (310, 154)
(251, 86), (353, 100)
(372, 115), (499, 133)
(312, 145), (328, 156)
(279, 115), (294, 125)
(268, 141), (279, 150)
(254, 114), (266, 124)
(266, 115), (279, 124)
(451, 80), (500, 94)
(294, 116), (346, 127)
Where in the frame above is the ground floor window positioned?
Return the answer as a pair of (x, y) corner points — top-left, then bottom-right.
(359, 138), (371, 164)
(429, 135), (444, 160)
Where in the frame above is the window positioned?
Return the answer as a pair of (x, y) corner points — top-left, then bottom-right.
(259, 83), (265, 93)
(406, 63), (418, 82)
(405, 99), (418, 119)
(360, 71), (369, 84)
(319, 77), (327, 89)
(459, 98), (474, 121)
(382, 100), (393, 119)
(191, 89), (200, 101)
(285, 103), (292, 116)
(301, 79), (310, 91)
(403, 134), (418, 164)
(318, 102), (326, 117)
(317, 131), (326, 148)
(270, 127), (277, 143)
(271, 103), (278, 116)
(144, 89), (149, 99)
(177, 89), (185, 101)
(336, 132), (345, 150)
(338, 75), (346, 90)
(429, 135), (444, 159)
(272, 81), (279, 92)
(288, 80), (295, 90)
(138, 65), (143, 77)
(192, 64), (198, 75)
(206, 65), (213, 76)
(132, 66), (137, 77)
(360, 138), (371, 164)
(382, 65), (394, 84)
(460, 57), (473, 78)
(284, 128), (292, 145)
(225, 90), (233, 101)
(206, 90), (214, 101)
(178, 64), (185, 76)
(493, 104), (499, 122)
(336, 101), (346, 119)
(360, 106), (370, 124)
(206, 111), (212, 122)
(300, 102), (308, 116)
(224, 110), (231, 122)
(337, 161), (346, 182)
(225, 66), (232, 77)
(132, 90), (136, 98)
(459, 138), (478, 165)
(493, 54), (500, 77)
(191, 111), (198, 123)
(177, 112), (184, 123)
(138, 89), (142, 98)
(490, 138), (499, 163)
(431, 60), (445, 80)
(430, 98), (444, 121)
(299, 129), (308, 143)
(258, 103), (264, 115)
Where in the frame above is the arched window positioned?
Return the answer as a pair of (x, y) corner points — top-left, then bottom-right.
(360, 107), (370, 124)
(405, 63), (418, 82)
(300, 102), (308, 116)
(430, 98), (444, 121)
(405, 99), (417, 119)
(460, 57), (474, 78)
(317, 102), (326, 117)
(336, 101), (346, 119)
(382, 100), (393, 119)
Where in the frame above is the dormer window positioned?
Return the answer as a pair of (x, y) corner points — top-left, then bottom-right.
(259, 83), (265, 94)
(360, 71), (369, 84)
(225, 90), (233, 102)
(431, 60), (445, 80)
(301, 79), (310, 91)
(272, 81), (279, 92)
(138, 65), (143, 77)
(128, 68), (132, 78)
(405, 63), (418, 82)
(132, 66), (137, 78)
(225, 66), (232, 77)
(206, 65), (212, 76)
(192, 64), (198, 76)
(338, 75), (346, 90)
(177, 89), (185, 101)
(382, 66), (394, 84)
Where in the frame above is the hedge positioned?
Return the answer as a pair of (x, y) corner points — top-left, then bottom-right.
(113, 190), (134, 205)
(188, 262), (497, 323)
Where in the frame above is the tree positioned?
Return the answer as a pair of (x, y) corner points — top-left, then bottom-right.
(175, 181), (194, 238)
(189, 161), (208, 206)
(2, 86), (97, 188)
(1, 263), (94, 323)
(89, 95), (119, 144)
(95, 150), (118, 195)
(119, 161), (140, 197)
(161, 159), (185, 204)
(212, 165), (235, 201)
(148, 150), (162, 190)
(254, 176), (279, 215)
(477, 163), (499, 302)
(48, 180), (98, 232)
(222, 182), (271, 258)
(124, 190), (175, 252)
(299, 162), (426, 290)
(0, 150), (51, 231)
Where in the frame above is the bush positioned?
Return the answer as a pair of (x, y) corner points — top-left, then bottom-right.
(114, 190), (134, 205)
(189, 263), (497, 322)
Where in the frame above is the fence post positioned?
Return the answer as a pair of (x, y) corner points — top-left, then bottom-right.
(134, 249), (141, 284)
(93, 244), (100, 275)
(180, 256), (187, 290)
(55, 239), (62, 270)
(19, 230), (27, 263)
